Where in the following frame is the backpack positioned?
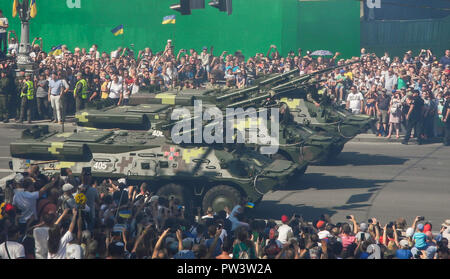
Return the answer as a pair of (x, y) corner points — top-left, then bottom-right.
(390, 102), (400, 114)
(236, 243), (250, 259)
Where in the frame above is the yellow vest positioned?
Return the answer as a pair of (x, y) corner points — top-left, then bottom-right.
(74, 79), (88, 99)
(21, 80), (34, 100)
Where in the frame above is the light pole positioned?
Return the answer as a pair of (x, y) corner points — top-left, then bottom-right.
(15, 0), (35, 76)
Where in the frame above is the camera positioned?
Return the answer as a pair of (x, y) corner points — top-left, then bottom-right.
(417, 216), (425, 221)
(346, 215), (352, 220)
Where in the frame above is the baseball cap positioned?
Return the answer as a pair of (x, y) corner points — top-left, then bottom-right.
(118, 178), (127, 185)
(149, 195), (159, 203)
(202, 46), (207, 50)
(316, 220), (326, 229)
(14, 173), (24, 184)
(423, 224), (431, 233)
(399, 239), (409, 248)
(62, 183), (74, 192)
(417, 223), (424, 231)
(281, 215), (289, 224)
(359, 223), (368, 232)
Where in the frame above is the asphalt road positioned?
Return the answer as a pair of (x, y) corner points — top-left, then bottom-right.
(1, 128), (449, 229)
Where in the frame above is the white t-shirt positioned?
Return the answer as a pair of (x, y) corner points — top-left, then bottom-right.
(47, 231), (74, 259)
(0, 241), (25, 259)
(12, 189), (39, 224)
(109, 81), (123, 99)
(277, 224), (293, 244)
(0, 17), (8, 33)
(347, 92), (364, 112)
(33, 226), (50, 259)
(8, 43), (18, 55)
(66, 243), (84, 259)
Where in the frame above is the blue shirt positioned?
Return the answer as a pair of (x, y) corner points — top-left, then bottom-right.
(205, 237), (222, 258)
(413, 232), (427, 249)
(396, 249), (412, 259)
(49, 79), (64, 96)
(173, 250), (196, 259)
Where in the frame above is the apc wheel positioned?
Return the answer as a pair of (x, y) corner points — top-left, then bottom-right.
(156, 183), (191, 206)
(202, 185), (242, 213)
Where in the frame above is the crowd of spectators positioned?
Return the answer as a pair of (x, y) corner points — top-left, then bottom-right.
(0, 166), (449, 259)
(1, 31), (449, 140)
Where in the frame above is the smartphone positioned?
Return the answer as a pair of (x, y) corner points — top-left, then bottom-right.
(360, 233), (365, 241)
(346, 215), (352, 220)
(60, 168), (69, 176)
(417, 216), (425, 221)
(368, 219), (373, 224)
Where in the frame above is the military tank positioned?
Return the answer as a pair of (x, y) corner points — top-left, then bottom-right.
(10, 125), (298, 212)
(270, 79), (375, 161)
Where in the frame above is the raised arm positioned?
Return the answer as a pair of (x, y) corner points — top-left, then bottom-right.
(132, 224), (152, 254)
(152, 229), (170, 259)
(68, 208), (78, 233)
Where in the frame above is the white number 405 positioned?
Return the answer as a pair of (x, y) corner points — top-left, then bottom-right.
(93, 162), (107, 170)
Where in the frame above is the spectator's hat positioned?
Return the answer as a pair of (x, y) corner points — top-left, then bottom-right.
(399, 239), (409, 248)
(417, 223), (424, 231)
(316, 220), (325, 229)
(62, 183), (74, 192)
(182, 238), (193, 250)
(14, 173), (24, 184)
(202, 46), (207, 51)
(423, 223), (432, 233)
(105, 75), (111, 79)
(281, 215), (289, 224)
(406, 227), (414, 237)
(359, 223), (368, 232)
(76, 72), (83, 77)
(118, 178), (127, 185)
(340, 69), (345, 74)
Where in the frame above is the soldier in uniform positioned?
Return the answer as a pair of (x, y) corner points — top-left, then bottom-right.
(74, 72), (88, 111)
(0, 70), (11, 122)
(13, 70), (24, 120)
(17, 73), (34, 123)
(443, 93), (450, 146)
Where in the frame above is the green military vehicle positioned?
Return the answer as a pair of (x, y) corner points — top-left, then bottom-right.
(10, 125), (299, 212)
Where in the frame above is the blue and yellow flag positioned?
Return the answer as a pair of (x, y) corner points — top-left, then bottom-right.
(30, 0), (37, 18)
(12, 0), (18, 18)
(48, 45), (62, 56)
(245, 202), (255, 209)
(111, 24), (124, 36)
(162, 15), (176, 24)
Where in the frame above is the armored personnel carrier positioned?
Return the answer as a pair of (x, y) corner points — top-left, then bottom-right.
(10, 125), (298, 212)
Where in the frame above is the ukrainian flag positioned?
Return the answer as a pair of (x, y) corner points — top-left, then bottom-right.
(245, 202), (255, 209)
(162, 15), (176, 24)
(13, 0), (18, 18)
(30, 0), (37, 18)
(48, 45), (62, 56)
(111, 24), (124, 36)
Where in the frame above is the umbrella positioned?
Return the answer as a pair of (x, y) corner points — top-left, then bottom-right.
(311, 50), (334, 56)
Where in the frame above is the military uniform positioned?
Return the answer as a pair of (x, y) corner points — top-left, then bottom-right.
(74, 78), (88, 111)
(0, 74), (11, 122)
(18, 78), (34, 123)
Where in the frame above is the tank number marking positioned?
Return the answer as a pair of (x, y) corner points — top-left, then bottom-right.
(152, 130), (164, 137)
(93, 162), (108, 170)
